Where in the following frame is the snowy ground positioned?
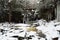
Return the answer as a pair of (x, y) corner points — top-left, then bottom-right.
(0, 20), (60, 40)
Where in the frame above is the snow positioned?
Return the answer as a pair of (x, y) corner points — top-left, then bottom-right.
(27, 31), (37, 37)
(55, 25), (60, 31)
(0, 34), (18, 40)
(14, 23), (30, 27)
(0, 20), (60, 40)
(40, 38), (45, 40)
